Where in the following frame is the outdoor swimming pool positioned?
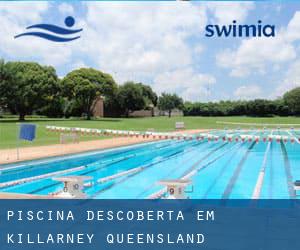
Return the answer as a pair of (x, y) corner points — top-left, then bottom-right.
(0, 129), (299, 199)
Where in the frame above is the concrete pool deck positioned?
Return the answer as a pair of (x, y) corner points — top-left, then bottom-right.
(0, 129), (206, 165)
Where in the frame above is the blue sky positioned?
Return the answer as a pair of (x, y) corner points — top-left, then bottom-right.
(1, 1), (300, 102)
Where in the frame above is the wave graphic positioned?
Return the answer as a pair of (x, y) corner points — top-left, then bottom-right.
(14, 32), (81, 42)
(14, 17), (82, 42)
(27, 24), (83, 35)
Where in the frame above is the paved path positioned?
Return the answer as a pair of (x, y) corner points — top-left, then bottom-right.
(0, 129), (206, 165)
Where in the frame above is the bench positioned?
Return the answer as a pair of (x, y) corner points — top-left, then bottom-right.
(175, 122), (185, 130)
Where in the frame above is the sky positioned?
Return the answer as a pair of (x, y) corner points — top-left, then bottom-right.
(1, 1), (300, 102)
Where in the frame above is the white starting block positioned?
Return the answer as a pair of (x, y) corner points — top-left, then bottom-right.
(60, 132), (80, 144)
(175, 122), (185, 130)
(158, 179), (192, 199)
(53, 176), (91, 199)
(294, 181), (300, 196)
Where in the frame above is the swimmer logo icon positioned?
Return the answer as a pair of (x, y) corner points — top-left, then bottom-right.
(14, 16), (82, 42)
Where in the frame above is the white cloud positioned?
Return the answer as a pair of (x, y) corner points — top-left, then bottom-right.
(216, 11), (300, 78)
(273, 60), (300, 98)
(222, 11), (300, 99)
(193, 44), (204, 55)
(217, 33), (296, 77)
(62, 61), (89, 77)
(153, 68), (216, 101)
(268, 12), (300, 98)
(58, 3), (74, 15)
(71, 61), (88, 70)
(4, 1), (298, 102)
(0, 2), (213, 93)
(78, 2), (207, 83)
(207, 2), (255, 24)
(286, 11), (300, 42)
(58, 61), (88, 79)
(234, 85), (262, 100)
(0, 2), (78, 67)
(0, 2), (48, 23)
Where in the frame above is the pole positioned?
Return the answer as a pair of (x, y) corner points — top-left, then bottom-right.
(16, 123), (20, 160)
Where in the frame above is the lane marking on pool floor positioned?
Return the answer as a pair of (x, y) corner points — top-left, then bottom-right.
(150, 130), (259, 199)
(268, 141), (274, 198)
(251, 142), (272, 199)
(222, 141), (256, 199)
(147, 142), (233, 199)
(30, 143), (198, 194)
(91, 141), (205, 198)
(80, 140), (196, 177)
(182, 143), (242, 180)
(280, 141), (295, 198)
(138, 142), (228, 199)
(202, 143), (247, 199)
(251, 130), (274, 199)
(27, 140), (197, 195)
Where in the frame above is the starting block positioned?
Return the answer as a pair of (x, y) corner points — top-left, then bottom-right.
(294, 180), (300, 196)
(158, 179), (192, 199)
(53, 176), (91, 199)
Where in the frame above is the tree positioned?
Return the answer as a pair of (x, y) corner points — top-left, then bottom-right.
(138, 83), (158, 107)
(61, 68), (117, 120)
(158, 93), (183, 117)
(283, 87), (300, 115)
(273, 99), (290, 116)
(0, 61), (59, 121)
(245, 99), (275, 117)
(0, 59), (9, 109)
(117, 82), (146, 117)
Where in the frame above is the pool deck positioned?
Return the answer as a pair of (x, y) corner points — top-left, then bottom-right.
(0, 192), (54, 199)
(0, 129), (206, 165)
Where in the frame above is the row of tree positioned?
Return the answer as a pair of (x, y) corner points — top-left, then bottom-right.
(0, 60), (183, 120)
(183, 89), (300, 117)
(1, 60), (300, 120)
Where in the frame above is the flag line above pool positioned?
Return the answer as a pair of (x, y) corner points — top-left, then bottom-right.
(46, 125), (300, 143)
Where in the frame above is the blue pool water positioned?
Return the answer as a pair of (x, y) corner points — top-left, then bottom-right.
(0, 130), (299, 199)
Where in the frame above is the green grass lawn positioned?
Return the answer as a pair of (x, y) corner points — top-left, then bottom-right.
(1, 116), (300, 149)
